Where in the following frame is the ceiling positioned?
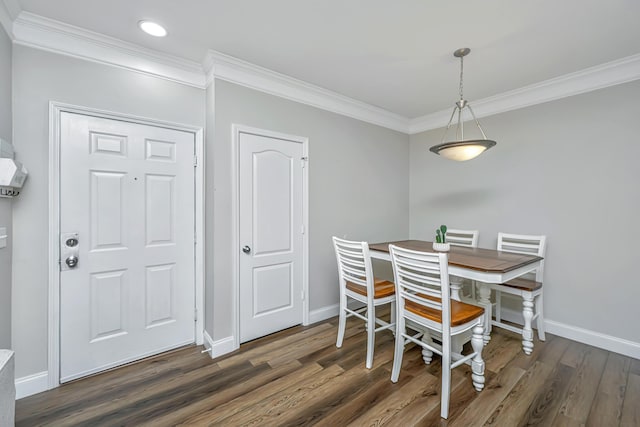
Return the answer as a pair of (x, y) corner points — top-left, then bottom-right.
(13, 0), (640, 119)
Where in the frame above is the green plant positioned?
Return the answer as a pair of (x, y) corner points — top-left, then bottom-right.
(435, 225), (448, 243)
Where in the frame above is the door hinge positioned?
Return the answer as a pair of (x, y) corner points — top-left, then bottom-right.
(301, 290), (305, 301)
(300, 224), (305, 234)
(300, 156), (308, 168)
(193, 155), (198, 167)
(194, 308), (198, 322)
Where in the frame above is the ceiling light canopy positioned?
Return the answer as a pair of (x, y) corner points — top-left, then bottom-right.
(430, 48), (496, 161)
(138, 20), (168, 37)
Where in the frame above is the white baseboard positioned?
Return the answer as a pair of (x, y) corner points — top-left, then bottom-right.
(544, 320), (640, 359)
(308, 300), (368, 325)
(15, 371), (48, 399)
(309, 303), (340, 324)
(498, 307), (640, 359)
(203, 331), (238, 359)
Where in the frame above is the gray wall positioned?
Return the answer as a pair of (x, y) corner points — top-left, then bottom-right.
(11, 45), (205, 378)
(409, 80), (640, 343)
(209, 79), (410, 340)
(0, 25), (12, 349)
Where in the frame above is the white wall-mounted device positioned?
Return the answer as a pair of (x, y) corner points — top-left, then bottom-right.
(0, 138), (29, 198)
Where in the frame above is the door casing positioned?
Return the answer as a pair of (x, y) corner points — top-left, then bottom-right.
(48, 102), (205, 389)
(231, 124), (310, 350)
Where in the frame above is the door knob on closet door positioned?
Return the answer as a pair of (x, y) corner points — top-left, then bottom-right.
(242, 246), (251, 254)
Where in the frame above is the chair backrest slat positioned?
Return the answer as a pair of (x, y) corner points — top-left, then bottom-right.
(390, 244), (451, 332)
(332, 236), (374, 299)
(497, 232), (547, 282)
(447, 228), (479, 248)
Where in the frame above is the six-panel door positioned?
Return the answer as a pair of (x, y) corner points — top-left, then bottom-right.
(59, 112), (196, 382)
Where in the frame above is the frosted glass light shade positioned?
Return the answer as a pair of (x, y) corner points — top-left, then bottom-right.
(429, 139), (496, 162)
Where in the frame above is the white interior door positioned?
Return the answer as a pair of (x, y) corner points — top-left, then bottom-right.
(59, 112), (195, 382)
(239, 131), (304, 343)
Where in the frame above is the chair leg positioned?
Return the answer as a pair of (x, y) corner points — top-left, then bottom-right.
(390, 318), (405, 383)
(470, 324), (485, 392)
(535, 291), (546, 341)
(390, 302), (396, 335)
(366, 306), (376, 369)
(440, 335), (451, 419)
(522, 292), (535, 355)
(336, 295), (347, 348)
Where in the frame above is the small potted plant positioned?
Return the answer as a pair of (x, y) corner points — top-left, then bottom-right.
(433, 225), (450, 252)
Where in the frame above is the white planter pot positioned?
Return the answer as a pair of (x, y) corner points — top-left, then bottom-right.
(432, 242), (450, 252)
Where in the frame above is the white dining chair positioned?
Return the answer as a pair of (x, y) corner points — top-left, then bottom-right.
(446, 228), (479, 248)
(491, 232), (547, 355)
(446, 228), (479, 300)
(332, 236), (396, 369)
(389, 244), (485, 419)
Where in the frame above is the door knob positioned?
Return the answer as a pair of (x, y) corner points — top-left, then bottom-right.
(66, 255), (79, 268)
(242, 246), (251, 254)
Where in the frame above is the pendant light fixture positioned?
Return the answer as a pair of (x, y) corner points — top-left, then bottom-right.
(429, 48), (496, 161)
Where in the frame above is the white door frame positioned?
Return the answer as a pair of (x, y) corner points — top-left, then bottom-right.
(231, 124), (310, 349)
(47, 101), (205, 389)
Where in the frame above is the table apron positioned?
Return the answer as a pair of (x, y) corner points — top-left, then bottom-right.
(369, 249), (540, 284)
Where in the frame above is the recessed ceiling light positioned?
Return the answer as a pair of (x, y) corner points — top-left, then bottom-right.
(138, 20), (167, 37)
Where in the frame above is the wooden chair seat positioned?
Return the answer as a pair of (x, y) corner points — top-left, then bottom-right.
(405, 295), (484, 326)
(499, 277), (542, 291)
(346, 278), (395, 298)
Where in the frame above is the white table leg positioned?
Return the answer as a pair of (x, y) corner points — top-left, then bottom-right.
(449, 276), (466, 353)
(471, 324), (485, 391)
(476, 282), (492, 345)
(522, 292), (534, 355)
(421, 330), (433, 364)
(449, 276), (463, 302)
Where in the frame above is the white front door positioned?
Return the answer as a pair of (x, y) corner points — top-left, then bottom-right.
(59, 112), (195, 382)
(239, 131), (304, 343)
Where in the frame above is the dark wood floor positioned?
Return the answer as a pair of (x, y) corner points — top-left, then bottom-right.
(15, 313), (640, 426)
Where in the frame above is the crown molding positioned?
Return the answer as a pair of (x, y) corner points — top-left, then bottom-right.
(4, 9), (640, 134)
(12, 12), (206, 88)
(409, 53), (640, 134)
(203, 50), (411, 133)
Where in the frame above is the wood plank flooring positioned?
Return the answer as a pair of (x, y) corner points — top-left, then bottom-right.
(15, 314), (639, 426)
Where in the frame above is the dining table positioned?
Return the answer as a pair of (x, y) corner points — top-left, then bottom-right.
(368, 240), (544, 352)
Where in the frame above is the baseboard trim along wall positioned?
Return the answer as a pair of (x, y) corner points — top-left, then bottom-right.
(308, 303), (340, 325)
(203, 331), (237, 360)
(15, 370), (48, 399)
(308, 300), (367, 325)
(544, 320), (640, 359)
(493, 306), (640, 359)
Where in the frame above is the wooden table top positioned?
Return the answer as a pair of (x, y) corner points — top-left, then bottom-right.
(369, 240), (543, 274)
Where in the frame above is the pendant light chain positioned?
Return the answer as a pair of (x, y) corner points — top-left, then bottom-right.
(459, 54), (464, 101)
